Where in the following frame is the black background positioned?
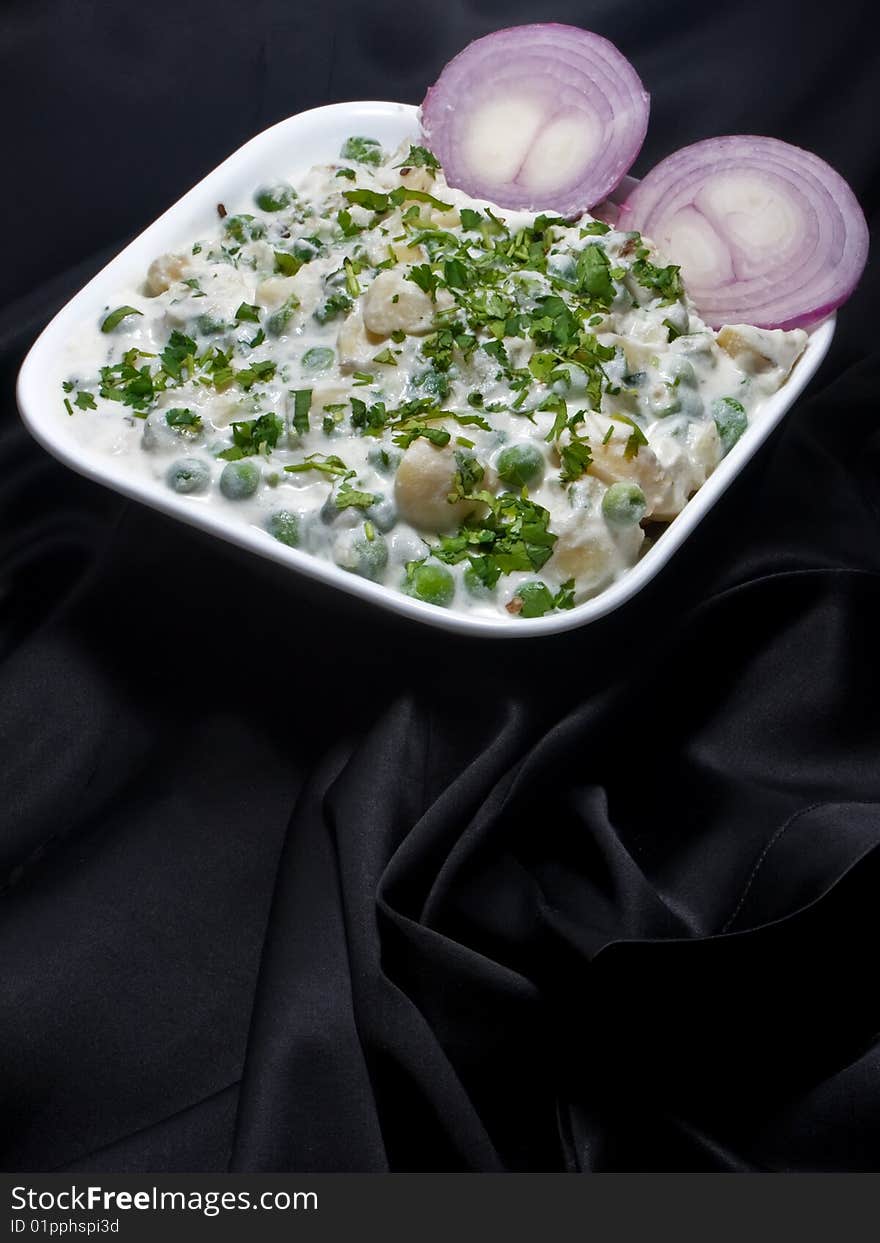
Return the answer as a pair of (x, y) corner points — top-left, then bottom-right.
(1, 0), (879, 1172)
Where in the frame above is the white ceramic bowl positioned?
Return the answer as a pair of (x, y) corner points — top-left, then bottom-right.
(16, 101), (835, 638)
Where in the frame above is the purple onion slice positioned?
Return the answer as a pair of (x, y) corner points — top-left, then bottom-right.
(617, 135), (869, 329)
(420, 24), (649, 217)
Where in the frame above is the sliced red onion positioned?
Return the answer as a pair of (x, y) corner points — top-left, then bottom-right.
(420, 24), (649, 217)
(617, 136), (869, 330)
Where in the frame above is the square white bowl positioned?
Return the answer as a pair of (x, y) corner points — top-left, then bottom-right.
(16, 100), (835, 638)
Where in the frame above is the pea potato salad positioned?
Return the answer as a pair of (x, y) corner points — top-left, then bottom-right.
(59, 24), (868, 621)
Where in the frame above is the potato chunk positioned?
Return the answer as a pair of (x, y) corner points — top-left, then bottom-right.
(394, 438), (486, 533)
(336, 308), (385, 371)
(362, 269), (451, 337)
(145, 253), (191, 296)
(716, 324), (807, 386)
(577, 416), (684, 520)
(256, 275), (299, 310)
(547, 508), (642, 593)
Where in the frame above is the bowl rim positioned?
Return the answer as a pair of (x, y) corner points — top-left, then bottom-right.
(16, 99), (836, 639)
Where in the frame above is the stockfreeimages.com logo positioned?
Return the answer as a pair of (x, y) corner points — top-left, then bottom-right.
(11, 1185), (318, 1219)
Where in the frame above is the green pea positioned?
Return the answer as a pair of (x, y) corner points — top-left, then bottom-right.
(166, 457), (210, 494)
(267, 510), (300, 547)
(223, 214), (266, 244)
(654, 392), (682, 418)
(220, 459), (260, 500)
(267, 297), (298, 337)
(512, 581), (555, 618)
(367, 445), (402, 475)
(496, 443), (544, 488)
(602, 482), (647, 526)
(301, 347), (335, 371)
(293, 236), (322, 261)
(712, 397), (748, 456)
(255, 183), (294, 212)
(403, 562), (455, 608)
(366, 496), (397, 533)
(333, 528), (388, 581)
(196, 313), (227, 335)
(463, 562), (495, 598)
(664, 356), (697, 386)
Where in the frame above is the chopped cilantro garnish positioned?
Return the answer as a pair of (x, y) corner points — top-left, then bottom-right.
(235, 359), (277, 390)
(443, 257), (469, 289)
(632, 257), (684, 305)
(99, 359), (155, 411)
(340, 136), (383, 166)
(712, 396), (748, 455)
(219, 412), (284, 459)
(335, 167), (357, 181)
(396, 145), (441, 171)
(101, 305), (143, 333)
(342, 186), (453, 215)
(350, 397), (389, 434)
(284, 453), (351, 477)
(509, 581), (555, 618)
(447, 450), (485, 503)
(373, 348), (397, 366)
(577, 245), (615, 307)
(164, 407), (202, 431)
(341, 187), (389, 212)
(430, 491), (557, 579)
(393, 424), (451, 449)
(343, 258), (361, 297)
(291, 389), (312, 436)
(74, 391), (97, 411)
(559, 437), (592, 484)
(554, 579), (576, 610)
(613, 414), (649, 459)
(235, 302), (261, 323)
(337, 209), (360, 238)
(314, 291), (352, 324)
(160, 330), (197, 381)
(508, 578), (576, 617)
(581, 221), (611, 236)
(406, 264), (440, 298)
(528, 351), (561, 383)
(203, 345), (235, 391)
(459, 208), (482, 231)
(482, 338), (509, 368)
(334, 482), (377, 510)
(663, 317), (684, 342)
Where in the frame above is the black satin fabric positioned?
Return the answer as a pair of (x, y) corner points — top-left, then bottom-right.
(2, 0), (879, 1172)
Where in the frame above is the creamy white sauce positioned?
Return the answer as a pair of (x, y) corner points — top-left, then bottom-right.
(59, 139), (808, 620)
